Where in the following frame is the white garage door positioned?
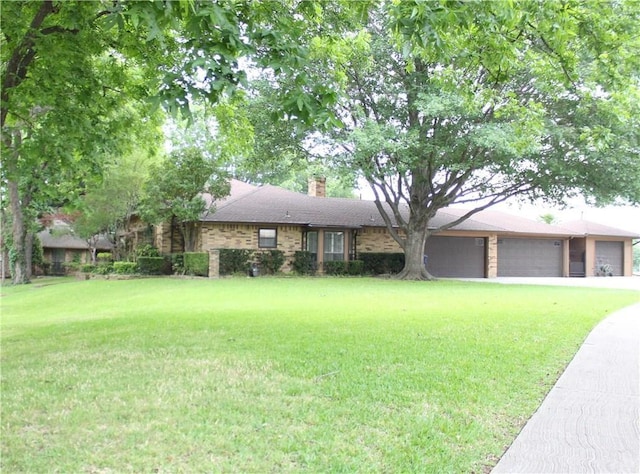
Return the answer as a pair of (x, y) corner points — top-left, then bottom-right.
(498, 238), (563, 277)
(595, 241), (624, 276)
(424, 236), (485, 278)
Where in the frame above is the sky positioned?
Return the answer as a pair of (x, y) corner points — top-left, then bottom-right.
(497, 200), (640, 235)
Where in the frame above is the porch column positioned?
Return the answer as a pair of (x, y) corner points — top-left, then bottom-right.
(317, 230), (325, 273)
(486, 234), (498, 278)
(585, 238), (596, 277)
(208, 249), (220, 279)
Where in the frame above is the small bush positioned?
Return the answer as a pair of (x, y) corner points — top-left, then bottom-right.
(292, 251), (316, 275)
(171, 253), (185, 275)
(97, 252), (112, 263)
(137, 257), (166, 275)
(347, 260), (365, 276)
(63, 261), (81, 272)
(94, 262), (113, 275)
(184, 252), (209, 276)
(80, 263), (95, 273)
(219, 249), (253, 275)
(324, 260), (348, 276)
(323, 260), (365, 276)
(113, 261), (137, 275)
(360, 253), (405, 275)
(135, 244), (160, 258)
(256, 250), (285, 275)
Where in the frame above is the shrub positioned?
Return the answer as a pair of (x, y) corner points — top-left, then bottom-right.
(184, 252), (209, 276)
(80, 263), (95, 273)
(219, 249), (253, 275)
(113, 261), (137, 275)
(94, 262), (113, 275)
(97, 252), (112, 263)
(137, 257), (166, 275)
(135, 244), (160, 258)
(292, 251), (316, 275)
(32, 235), (44, 269)
(360, 253), (405, 275)
(324, 260), (348, 276)
(347, 260), (365, 276)
(171, 253), (185, 275)
(324, 260), (369, 276)
(256, 250), (285, 275)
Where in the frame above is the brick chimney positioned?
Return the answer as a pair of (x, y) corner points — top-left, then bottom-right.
(308, 176), (326, 198)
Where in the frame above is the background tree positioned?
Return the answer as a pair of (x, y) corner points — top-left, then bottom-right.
(2, 0), (365, 283)
(73, 149), (160, 263)
(140, 147), (229, 252)
(320, 1), (640, 279)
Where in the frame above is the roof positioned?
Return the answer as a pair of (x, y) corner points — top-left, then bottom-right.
(202, 181), (389, 229)
(438, 208), (574, 236)
(559, 220), (640, 238)
(200, 180), (636, 239)
(38, 226), (113, 251)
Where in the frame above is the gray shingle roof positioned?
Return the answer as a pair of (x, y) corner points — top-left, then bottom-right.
(559, 220), (640, 238)
(200, 180), (636, 238)
(38, 228), (113, 250)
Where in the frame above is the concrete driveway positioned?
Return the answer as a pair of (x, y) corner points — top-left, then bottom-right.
(458, 276), (640, 291)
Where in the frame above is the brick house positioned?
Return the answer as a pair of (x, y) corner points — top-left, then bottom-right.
(38, 221), (113, 275)
(153, 178), (638, 278)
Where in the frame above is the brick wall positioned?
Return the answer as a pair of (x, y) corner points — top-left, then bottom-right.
(201, 223), (304, 271)
(356, 227), (403, 253)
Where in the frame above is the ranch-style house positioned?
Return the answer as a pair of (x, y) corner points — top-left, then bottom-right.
(151, 178), (638, 279)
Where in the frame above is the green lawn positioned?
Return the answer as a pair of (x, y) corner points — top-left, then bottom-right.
(1, 277), (638, 473)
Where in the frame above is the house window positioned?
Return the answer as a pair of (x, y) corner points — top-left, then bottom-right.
(324, 231), (344, 261)
(259, 228), (277, 248)
(305, 231), (318, 258)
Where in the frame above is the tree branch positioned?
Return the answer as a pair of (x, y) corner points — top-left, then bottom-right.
(2, 0), (57, 128)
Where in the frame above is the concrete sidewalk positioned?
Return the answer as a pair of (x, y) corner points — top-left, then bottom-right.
(491, 302), (640, 473)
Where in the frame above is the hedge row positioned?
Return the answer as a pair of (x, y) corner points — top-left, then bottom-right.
(359, 252), (405, 275)
(218, 249), (286, 275)
(184, 252), (209, 276)
(77, 250), (406, 277)
(323, 260), (364, 276)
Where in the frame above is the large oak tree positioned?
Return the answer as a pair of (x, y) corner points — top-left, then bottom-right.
(328, 1), (640, 279)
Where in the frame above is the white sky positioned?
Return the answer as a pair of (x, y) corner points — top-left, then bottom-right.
(498, 200), (640, 235)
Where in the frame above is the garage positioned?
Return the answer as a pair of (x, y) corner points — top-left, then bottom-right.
(424, 236), (486, 278)
(498, 238), (563, 277)
(594, 241), (624, 276)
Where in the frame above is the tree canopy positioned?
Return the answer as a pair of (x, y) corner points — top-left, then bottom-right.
(1, 0), (365, 283)
(319, 0), (640, 279)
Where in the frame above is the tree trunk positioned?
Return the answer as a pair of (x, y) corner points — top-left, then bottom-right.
(25, 231), (33, 280)
(395, 223), (434, 280)
(181, 222), (198, 252)
(8, 179), (29, 284)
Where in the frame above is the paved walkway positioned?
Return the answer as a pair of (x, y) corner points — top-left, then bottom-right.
(491, 301), (640, 473)
(458, 276), (640, 291)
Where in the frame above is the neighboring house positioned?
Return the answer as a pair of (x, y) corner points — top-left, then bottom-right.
(38, 221), (113, 275)
(153, 178), (638, 278)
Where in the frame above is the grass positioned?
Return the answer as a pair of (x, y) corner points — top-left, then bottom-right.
(1, 277), (638, 473)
